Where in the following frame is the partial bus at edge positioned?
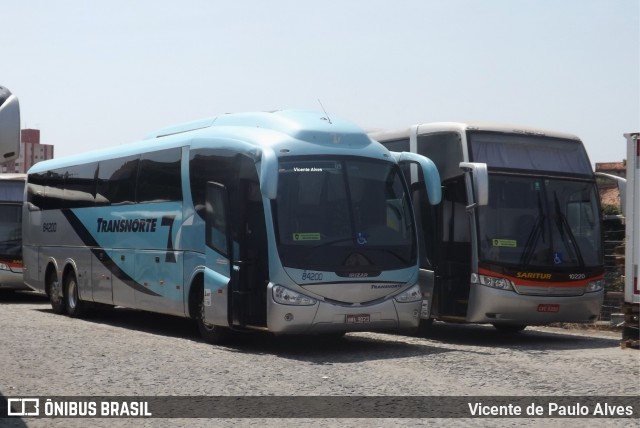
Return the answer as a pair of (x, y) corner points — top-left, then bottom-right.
(371, 122), (604, 333)
(22, 110), (441, 343)
(0, 174), (27, 291)
(0, 86), (25, 291)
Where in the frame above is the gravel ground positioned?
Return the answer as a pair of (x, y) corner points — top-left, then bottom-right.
(0, 291), (637, 428)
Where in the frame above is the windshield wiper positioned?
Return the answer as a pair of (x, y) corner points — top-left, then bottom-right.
(520, 193), (546, 266)
(553, 193), (585, 267)
(304, 236), (357, 261)
(368, 247), (413, 265)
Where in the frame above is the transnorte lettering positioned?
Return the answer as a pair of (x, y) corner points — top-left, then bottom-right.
(96, 217), (158, 233)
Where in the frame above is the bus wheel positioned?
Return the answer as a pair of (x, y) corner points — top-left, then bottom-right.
(64, 272), (86, 318)
(196, 286), (230, 345)
(493, 324), (526, 333)
(47, 270), (65, 315)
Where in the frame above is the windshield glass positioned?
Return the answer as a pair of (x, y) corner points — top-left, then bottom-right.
(274, 157), (415, 271)
(478, 175), (602, 268)
(0, 204), (22, 262)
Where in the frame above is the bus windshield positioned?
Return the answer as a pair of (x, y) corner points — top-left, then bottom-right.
(477, 175), (602, 268)
(274, 157), (415, 271)
(469, 132), (593, 176)
(0, 179), (24, 264)
(0, 204), (22, 262)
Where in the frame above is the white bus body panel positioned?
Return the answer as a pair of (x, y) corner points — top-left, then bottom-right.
(265, 282), (420, 334)
(466, 284), (603, 324)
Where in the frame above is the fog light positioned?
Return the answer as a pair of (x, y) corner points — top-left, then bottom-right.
(284, 313), (293, 322)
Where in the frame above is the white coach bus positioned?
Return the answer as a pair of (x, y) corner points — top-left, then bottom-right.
(372, 122), (604, 333)
(0, 86), (25, 291)
(23, 110), (441, 343)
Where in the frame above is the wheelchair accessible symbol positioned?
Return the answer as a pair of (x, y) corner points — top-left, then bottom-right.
(553, 252), (563, 265)
(357, 232), (368, 245)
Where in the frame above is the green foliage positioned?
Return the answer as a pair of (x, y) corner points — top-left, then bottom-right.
(602, 204), (622, 215)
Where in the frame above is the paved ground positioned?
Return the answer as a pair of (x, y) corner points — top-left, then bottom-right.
(0, 291), (637, 427)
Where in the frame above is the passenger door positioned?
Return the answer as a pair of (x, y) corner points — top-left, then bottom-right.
(203, 182), (233, 327)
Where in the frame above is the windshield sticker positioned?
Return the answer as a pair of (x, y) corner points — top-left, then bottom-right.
(492, 239), (517, 248)
(357, 232), (369, 246)
(553, 252), (564, 265)
(293, 167), (323, 172)
(293, 233), (321, 241)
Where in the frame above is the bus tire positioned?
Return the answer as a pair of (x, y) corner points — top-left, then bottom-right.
(194, 283), (230, 345)
(47, 269), (65, 315)
(493, 323), (526, 333)
(64, 271), (86, 318)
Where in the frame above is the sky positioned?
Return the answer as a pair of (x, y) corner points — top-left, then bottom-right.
(3, 0), (639, 164)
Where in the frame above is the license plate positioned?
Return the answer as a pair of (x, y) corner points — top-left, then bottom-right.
(346, 314), (370, 323)
(537, 304), (560, 313)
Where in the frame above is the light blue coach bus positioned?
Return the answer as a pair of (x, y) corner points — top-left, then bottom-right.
(23, 110), (441, 343)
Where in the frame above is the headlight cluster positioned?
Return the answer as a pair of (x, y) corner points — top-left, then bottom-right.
(272, 285), (317, 306)
(394, 284), (422, 303)
(585, 279), (605, 293)
(471, 273), (514, 291)
(0, 263), (9, 271)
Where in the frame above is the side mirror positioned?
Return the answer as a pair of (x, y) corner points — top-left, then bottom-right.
(259, 147), (278, 200)
(0, 86), (20, 164)
(459, 162), (489, 207)
(392, 151), (442, 205)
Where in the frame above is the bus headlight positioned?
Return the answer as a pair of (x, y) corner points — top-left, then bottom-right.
(471, 273), (514, 291)
(272, 285), (317, 306)
(585, 279), (604, 293)
(0, 263), (9, 271)
(394, 284), (422, 303)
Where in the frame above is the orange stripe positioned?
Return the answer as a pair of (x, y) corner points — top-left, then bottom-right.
(478, 267), (602, 288)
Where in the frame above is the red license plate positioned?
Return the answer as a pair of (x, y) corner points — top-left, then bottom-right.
(537, 304), (560, 313)
(346, 314), (370, 323)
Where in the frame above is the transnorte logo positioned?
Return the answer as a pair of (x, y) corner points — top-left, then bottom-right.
(96, 217), (158, 233)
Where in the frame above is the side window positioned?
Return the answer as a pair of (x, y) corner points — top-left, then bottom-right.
(189, 149), (236, 220)
(381, 138), (410, 153)
(441, 176), (470, 243)
(64, 163), (97, 208)
(137, 148), (183, 203)
(417, 133), (464, 181)
(0, 181), (25, 202)
(44, 169), (65, 210)
(205, 182), (230, 256)
(96, 155), (139, 206)
(27, 172), (47, 209)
